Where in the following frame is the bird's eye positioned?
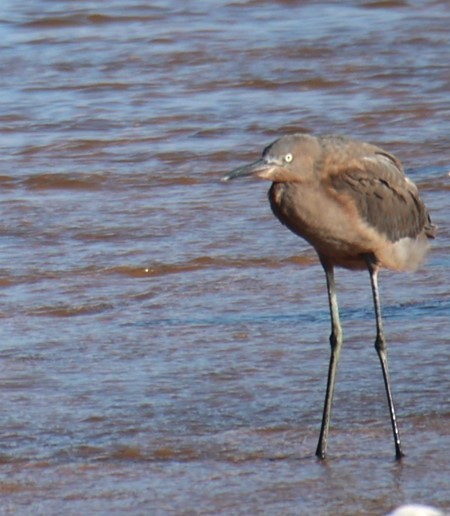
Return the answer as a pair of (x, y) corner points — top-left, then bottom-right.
(284, 153), (293, 163)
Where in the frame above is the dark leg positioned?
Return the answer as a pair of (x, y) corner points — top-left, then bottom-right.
(366, 259), (404, 460)
(316, 261), (343, 459)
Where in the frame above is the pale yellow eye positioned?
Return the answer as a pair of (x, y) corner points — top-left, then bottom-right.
(284, 153), (293, 163)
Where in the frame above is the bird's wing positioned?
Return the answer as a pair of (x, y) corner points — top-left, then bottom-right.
(327, 151), (432, 242)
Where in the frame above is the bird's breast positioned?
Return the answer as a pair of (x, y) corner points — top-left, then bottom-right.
(269, 182), (341, 243)
(269, 182), (347, 239)
(268, 182), (384, 269)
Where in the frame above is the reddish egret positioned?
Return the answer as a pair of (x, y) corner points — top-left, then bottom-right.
(222, 134), (435, 459)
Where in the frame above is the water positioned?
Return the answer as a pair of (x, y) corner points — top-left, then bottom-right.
(0, 0), (449, 514)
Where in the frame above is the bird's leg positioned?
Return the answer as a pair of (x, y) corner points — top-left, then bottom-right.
(316, 261), (343, 460)
(366, 258), (404, 460)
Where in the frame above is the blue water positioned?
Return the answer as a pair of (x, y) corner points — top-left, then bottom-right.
(0, 0), (449, 514)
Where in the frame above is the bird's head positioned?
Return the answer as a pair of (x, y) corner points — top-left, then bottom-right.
(222, 133), (320, 183)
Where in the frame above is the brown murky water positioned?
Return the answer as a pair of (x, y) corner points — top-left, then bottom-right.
(0, 0), (449, 514)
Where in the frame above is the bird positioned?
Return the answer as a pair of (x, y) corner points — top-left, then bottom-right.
(221, 133), (436, 460)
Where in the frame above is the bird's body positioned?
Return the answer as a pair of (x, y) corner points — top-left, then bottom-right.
(264, 134), (434, 271)
(222, 133), (435, 459)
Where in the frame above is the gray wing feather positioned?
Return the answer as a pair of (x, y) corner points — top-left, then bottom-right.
(329, 152), (433, 242)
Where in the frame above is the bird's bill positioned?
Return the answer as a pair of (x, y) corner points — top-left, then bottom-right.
(221, 159), (274, 182)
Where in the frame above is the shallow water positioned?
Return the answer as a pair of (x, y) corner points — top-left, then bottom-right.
(0, 0), (449, 514)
